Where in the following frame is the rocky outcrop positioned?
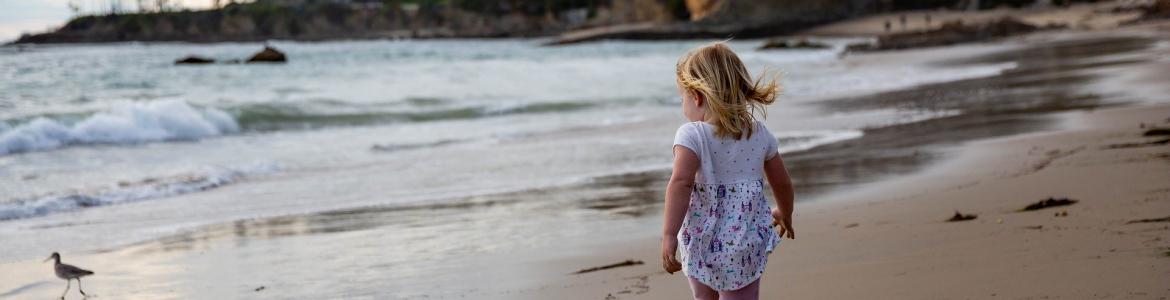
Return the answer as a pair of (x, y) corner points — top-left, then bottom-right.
(175, 56), (215, 64)
(12, 1), (638, 44)
(246, 46), (286, 63)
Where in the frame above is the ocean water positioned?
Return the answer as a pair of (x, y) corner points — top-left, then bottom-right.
(0, 38), (1017, 262)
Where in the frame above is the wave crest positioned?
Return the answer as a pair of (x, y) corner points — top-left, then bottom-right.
(0, 100), (239, 155)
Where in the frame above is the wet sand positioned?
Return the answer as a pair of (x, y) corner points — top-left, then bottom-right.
(2, 30), (1169, 300)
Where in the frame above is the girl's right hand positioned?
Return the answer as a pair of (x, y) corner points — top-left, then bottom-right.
(772, 208), (795, 239)
(661, 237), (682, 274)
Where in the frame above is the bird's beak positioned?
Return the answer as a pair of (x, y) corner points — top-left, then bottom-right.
(43, 256), (51, 262)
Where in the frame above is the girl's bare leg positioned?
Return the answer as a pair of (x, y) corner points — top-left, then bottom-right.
(687, 276), (720, 300)
(717, 278), (760, 300)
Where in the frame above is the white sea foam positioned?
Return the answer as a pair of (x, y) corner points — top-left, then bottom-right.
(0, 162), (281, 221)
(776, 130), (866, 154)
(0, 100), (239, 155)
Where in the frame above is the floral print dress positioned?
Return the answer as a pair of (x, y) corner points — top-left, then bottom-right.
(673, 121), (782, 291)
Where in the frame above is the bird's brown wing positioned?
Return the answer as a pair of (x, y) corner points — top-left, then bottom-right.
(59, 263), (94, 276)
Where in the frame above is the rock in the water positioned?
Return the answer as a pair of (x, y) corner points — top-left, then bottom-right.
(759, 38), (830, 50)
(247, 46), (286, 63)
(175, 56), (215, 64)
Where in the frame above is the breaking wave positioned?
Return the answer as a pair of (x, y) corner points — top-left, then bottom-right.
(0, 100), (238, 155)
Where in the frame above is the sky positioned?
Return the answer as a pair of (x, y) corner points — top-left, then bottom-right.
(0, 0), (214, 42)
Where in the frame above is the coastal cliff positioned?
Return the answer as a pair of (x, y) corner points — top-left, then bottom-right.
(12, 0), (680, 44)
(12, 0), (1091, 44)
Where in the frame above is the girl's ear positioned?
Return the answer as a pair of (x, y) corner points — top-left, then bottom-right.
(694, 92), (704, 108)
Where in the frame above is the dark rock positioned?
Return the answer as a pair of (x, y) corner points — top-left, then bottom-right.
(175, 56), (214, 65)
(759, 38), (831, 50)
(1143, 128), (1170, 137)
(1143, 0), (1170, 19)
(247, 46), (286, 63)
(946, 211), (977, 222)
(1020, 197), (1078, 212)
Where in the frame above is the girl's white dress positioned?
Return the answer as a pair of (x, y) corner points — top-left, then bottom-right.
(673, 120), (782, 291)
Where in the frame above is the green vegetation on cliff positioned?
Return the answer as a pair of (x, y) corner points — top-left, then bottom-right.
(16, 0), (680, 43)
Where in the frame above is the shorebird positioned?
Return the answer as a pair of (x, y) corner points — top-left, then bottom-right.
(43, 252), (94, 299)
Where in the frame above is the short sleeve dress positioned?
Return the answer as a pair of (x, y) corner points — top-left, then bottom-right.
(672, 120), (782, 291)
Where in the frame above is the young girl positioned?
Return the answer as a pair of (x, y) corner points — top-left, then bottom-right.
(661, 42), (796, 300)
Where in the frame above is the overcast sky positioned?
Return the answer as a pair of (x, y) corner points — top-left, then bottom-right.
(0, 0), (214, 42)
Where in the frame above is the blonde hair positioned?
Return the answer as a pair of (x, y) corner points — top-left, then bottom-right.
(676, 42), (780, 139)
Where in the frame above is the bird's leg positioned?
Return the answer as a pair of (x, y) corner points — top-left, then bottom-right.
(77, 278), (87, 296)
(60, 278), (71, 299)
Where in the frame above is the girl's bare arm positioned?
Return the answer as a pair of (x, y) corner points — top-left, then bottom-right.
(661, 146), (699, 273)
(663, 146), (699, 238)
(764, 154), (796, 239)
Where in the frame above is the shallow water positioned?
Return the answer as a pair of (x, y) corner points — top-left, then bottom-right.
(4, 35), (1146, 299)
(0, 38), (1013, 227)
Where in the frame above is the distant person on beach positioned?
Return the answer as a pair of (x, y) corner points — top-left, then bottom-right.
(900, 14), (907, 31)
(884, 19), (892, 32)
(661, 42), (796, 299)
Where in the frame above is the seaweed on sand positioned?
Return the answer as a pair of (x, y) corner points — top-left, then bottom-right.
(1020, 197), (1078, 212)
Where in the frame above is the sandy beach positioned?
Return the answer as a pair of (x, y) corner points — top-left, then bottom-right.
(2, 3), (1169, 299)
(520, 21), (1170, 299)
(525, 101), (1170, 299)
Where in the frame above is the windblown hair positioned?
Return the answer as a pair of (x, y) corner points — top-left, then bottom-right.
(676, 42), (780, 139)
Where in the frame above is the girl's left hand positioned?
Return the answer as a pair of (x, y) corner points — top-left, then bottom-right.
(661, 237), (682, 274)
(772, 208), (795, 240)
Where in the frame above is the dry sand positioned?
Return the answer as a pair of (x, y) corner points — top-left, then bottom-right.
(522, 101), (1170, 300)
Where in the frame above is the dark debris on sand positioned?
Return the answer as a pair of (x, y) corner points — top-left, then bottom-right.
(1126, 216), (1170, 224)
(1020, 197), (1078, 212)
(572, 260), (643, 275)
(1104, 126), (1170, 148)
(946, 211), (978, 222)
